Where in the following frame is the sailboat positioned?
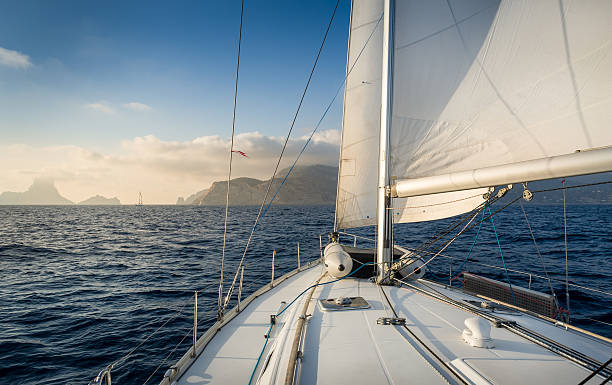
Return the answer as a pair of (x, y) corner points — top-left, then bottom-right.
(90, 0), (612, 384)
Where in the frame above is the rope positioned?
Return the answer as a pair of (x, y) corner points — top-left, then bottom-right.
(247, 262), (375, 384)
(222, 7), (382, 314)
(218, 0), (246, 320)
(533, 179), (612, 194)
(387, 192), (484, 210)
(405, 204), (486, 263)
(487, 205), (517, 306)
(581, 316), (612, 327)
(402, 191), (509, 266)
(519, 200), (558, 303)
(391, 209), (481, 281)
(449, 208), (485, 282)
(403, 179), (612, 260)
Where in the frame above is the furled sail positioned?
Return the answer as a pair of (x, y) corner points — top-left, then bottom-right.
(390, 0), (612, 195)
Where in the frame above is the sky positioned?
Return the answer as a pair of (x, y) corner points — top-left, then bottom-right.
(0, 0), (350, 203)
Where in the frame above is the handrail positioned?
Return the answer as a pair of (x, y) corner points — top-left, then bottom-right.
(159, 258), (322, 385)
(284, 274), (326, 385)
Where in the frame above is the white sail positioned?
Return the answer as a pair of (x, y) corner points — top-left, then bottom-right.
(336, 0), (488, 229)
(390, 0), (612, 192)
(337, 0), (612, 228)
(335, 1), (383, 229)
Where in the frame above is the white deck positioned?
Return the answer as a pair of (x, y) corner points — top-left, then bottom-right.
(171, 264), (611, 385)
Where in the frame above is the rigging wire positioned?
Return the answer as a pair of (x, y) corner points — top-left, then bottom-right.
(449, 208), (485, 282)
(112, 302), (189, 371)
(404, 196), (498, 261)
(392, 209), (481, 281)
(341, 229), (612, 298)
(487, 204), (517, 306)
(221, 4), (382, 314)
(90, 282), (215, 382)
(221, 0), (341, 314)
(393, 180), (612, 266)
(519, 200), (558, 304)
(393, 197), (496, 274)
(562, 179), (571, 321)
(533, 179), (612, 193)
(218, 0), (246, 320)
(374, 179), (612, 295)
(142, 324), (197, 385)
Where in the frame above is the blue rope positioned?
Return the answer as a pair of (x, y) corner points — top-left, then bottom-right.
(450, 208), (486, 282)
(247, 262), (375, 384)
(487, 205), (517, 306)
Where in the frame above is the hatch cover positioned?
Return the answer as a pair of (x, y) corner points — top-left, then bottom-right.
(318, 296), (370, 311)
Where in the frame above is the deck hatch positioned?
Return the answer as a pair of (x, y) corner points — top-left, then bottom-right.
(318, 296), (370, 311)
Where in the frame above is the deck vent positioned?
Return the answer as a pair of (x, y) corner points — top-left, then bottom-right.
(463, 272), (556, 318)
(462, 317), (494, 348)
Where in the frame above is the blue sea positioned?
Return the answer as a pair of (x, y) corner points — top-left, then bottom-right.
(1, 204), (610, 384)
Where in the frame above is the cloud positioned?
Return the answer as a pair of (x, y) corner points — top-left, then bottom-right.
(123, 102), (152, 112)
(85, 102), (115, 114)
(0, 46), (32, 68)
(0, 130), (340, 204)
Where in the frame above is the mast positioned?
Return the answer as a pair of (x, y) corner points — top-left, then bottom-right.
(376, 0), (394, 284)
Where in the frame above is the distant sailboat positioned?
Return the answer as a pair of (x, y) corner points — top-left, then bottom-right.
(137, 192), (143, 206)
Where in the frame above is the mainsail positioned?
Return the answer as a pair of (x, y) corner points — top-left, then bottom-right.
(336, 0), (612, 229)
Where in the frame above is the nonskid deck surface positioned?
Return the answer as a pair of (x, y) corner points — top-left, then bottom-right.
(174, 266), (611, 385)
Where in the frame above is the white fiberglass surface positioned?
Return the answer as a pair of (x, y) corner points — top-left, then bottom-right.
(417, 280), (612, 363)
(385, 281), (610, 385)
(174, 266), (322, 385)
(174, 271), (609, 385)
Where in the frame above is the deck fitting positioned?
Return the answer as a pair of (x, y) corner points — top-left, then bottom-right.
(376, 317), (406, 326)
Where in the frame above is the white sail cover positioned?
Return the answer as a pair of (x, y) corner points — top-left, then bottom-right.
(336, 0), (612, 229)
